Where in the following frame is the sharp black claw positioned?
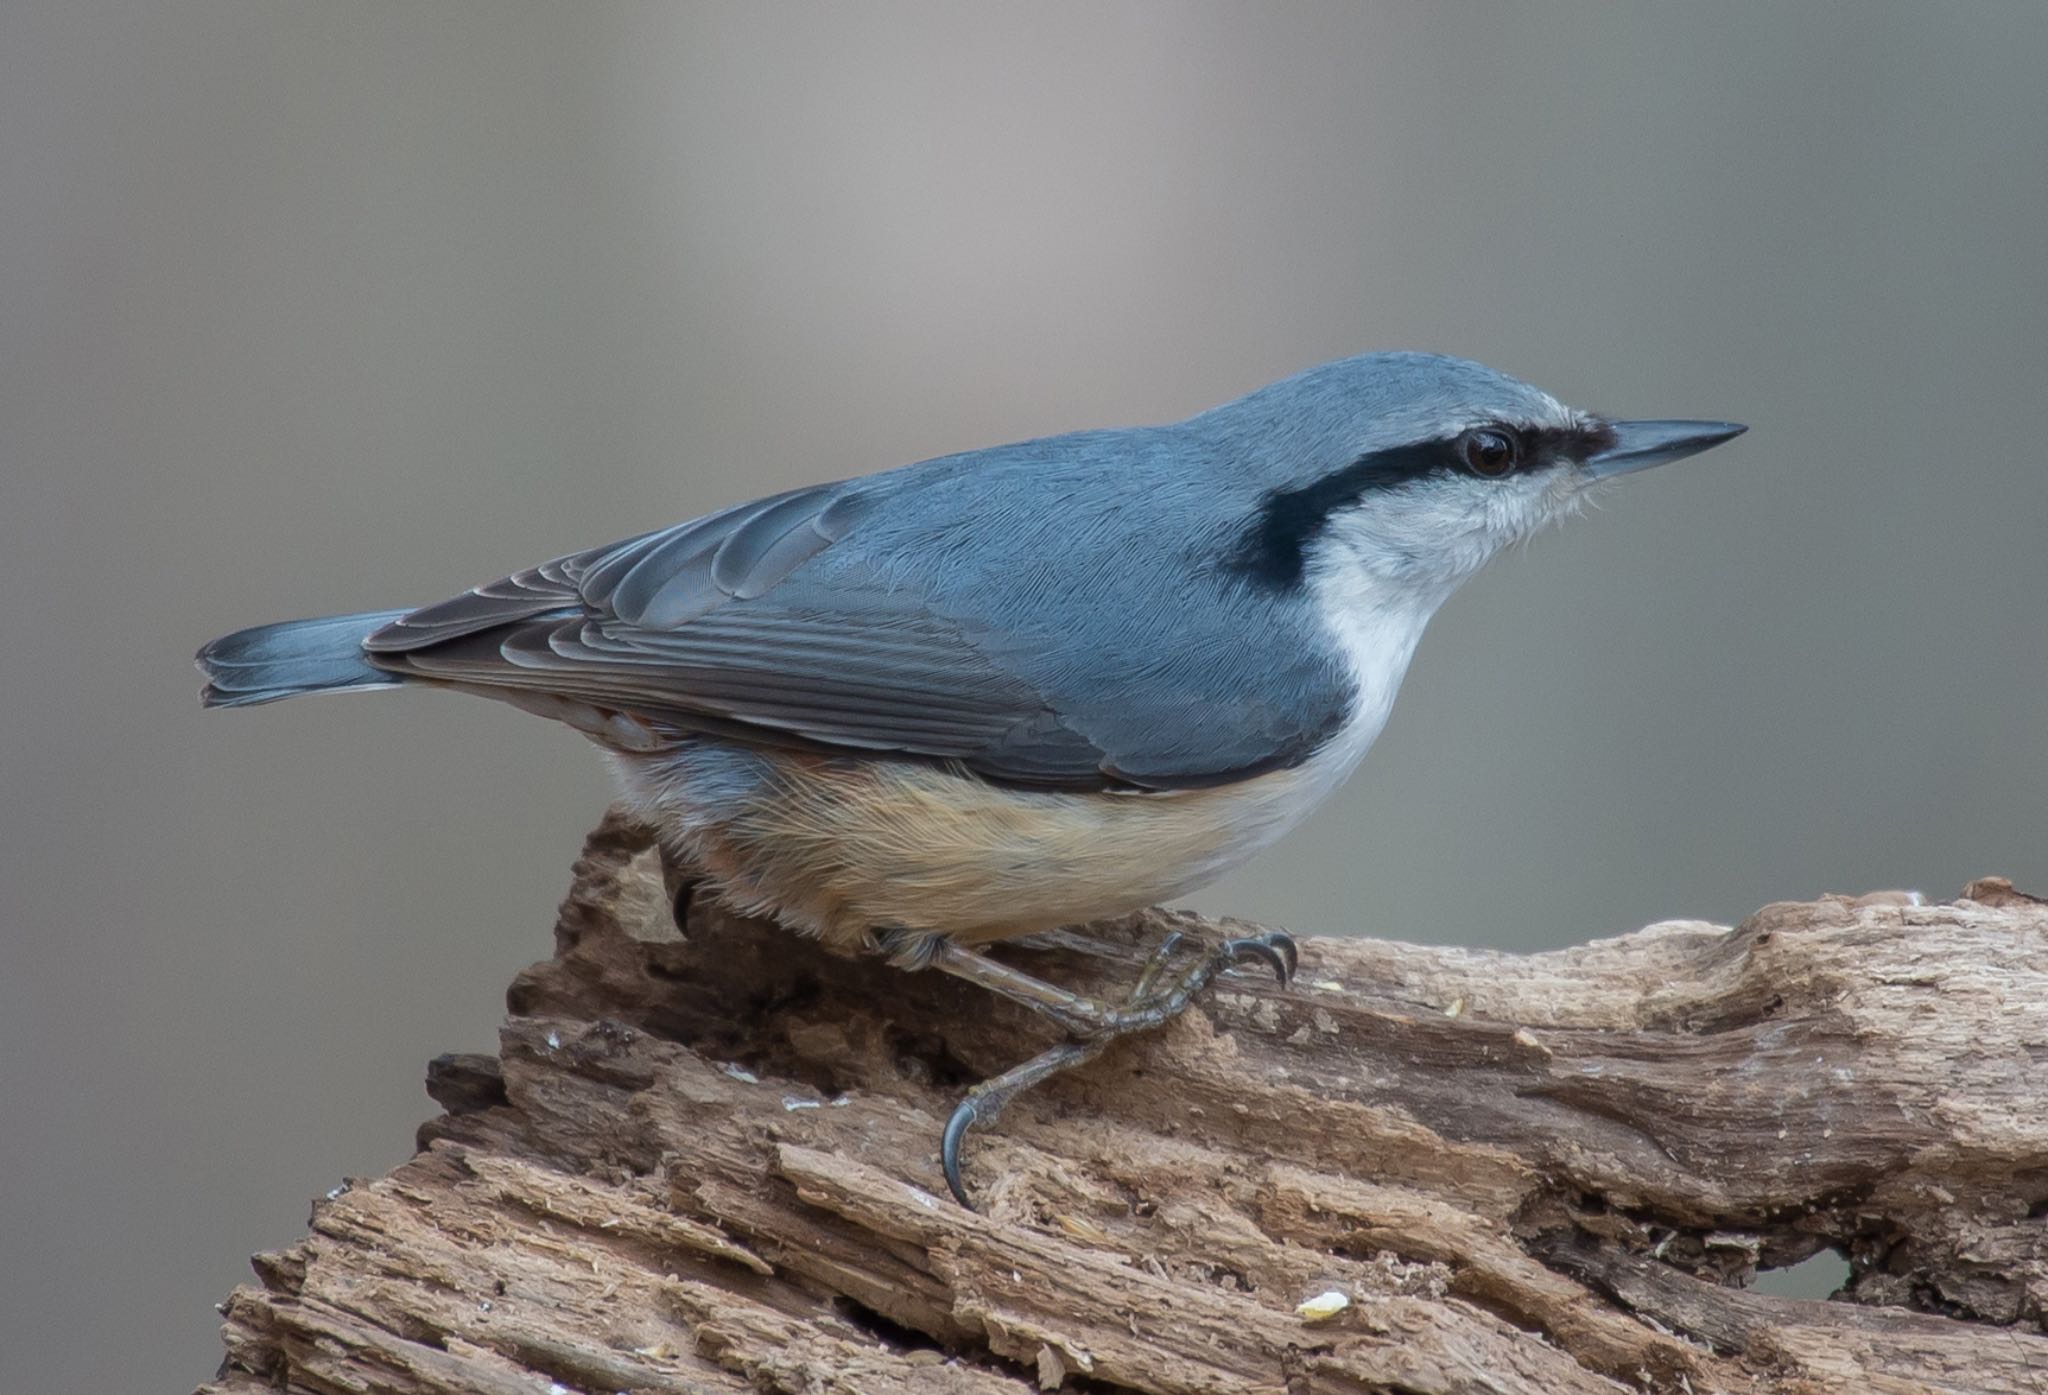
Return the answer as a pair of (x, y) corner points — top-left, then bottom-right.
(1224, 935), (1293, 984)
(941, 1098), (978, 1209)
(1268, 931), (1300, 981)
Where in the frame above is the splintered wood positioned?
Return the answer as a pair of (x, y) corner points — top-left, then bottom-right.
(202, 811), (2048, 1394)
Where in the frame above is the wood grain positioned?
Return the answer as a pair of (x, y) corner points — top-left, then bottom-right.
(201, 810), (2048, 1394)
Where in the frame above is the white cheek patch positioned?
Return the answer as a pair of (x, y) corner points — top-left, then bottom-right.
(1486, 467), (1581, 541)
(1318, 463), (1580, 588)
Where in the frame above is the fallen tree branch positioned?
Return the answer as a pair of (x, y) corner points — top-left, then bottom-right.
(203, 807), (2048, 1394)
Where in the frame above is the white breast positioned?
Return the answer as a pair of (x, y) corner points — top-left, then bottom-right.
(1147, 558), (1448, 892)
(1289, 557), (1448, 802)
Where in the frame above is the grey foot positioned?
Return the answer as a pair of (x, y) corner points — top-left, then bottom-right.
(934, 930), (1298, 1207)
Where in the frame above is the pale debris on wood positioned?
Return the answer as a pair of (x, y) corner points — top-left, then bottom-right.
(1295, 1288), (1351, 1322)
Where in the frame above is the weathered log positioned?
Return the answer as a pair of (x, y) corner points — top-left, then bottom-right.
(202, 808), (2048, 1394)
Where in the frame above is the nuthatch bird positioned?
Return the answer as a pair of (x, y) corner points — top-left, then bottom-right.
(198, 351), (1743, 1204)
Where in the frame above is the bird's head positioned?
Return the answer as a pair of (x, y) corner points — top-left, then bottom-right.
(1216, 352), (1744, 598)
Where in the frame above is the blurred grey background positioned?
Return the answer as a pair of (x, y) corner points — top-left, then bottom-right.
(3, 2), (2044, 1387)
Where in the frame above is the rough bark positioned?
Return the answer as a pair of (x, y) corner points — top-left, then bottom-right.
(203, 808), (2048, 1394)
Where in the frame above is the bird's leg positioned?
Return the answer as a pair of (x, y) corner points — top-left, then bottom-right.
(940, 1038), (1112, 1207)
(915, 928), (1298, 1206)
(1096, 929), (1297, 1034)
(923, 930), (1296, 1037)
(915, 937), (1136, 1037)
(1126, 930), (1187, 1002)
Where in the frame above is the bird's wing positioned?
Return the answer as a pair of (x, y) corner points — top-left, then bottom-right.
(364, 471), (1349, 790)
(364, 481), (875, 646)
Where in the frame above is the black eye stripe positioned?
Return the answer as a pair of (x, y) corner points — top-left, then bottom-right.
(1522, 421), (1616, 462)
(1226, 421), (1613, 589)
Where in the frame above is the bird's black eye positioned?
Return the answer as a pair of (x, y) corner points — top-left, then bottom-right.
(1462, 428), (1518, 478)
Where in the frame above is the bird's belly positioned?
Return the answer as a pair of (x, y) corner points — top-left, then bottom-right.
(608, 741), (1340, 949)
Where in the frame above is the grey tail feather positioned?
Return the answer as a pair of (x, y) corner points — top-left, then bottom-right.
(196, 609), (413, 709)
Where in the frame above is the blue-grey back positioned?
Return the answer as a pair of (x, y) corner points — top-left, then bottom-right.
(787, 426), (1355, 783)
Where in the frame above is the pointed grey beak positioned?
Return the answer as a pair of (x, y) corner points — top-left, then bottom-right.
(1583, 419), (1747, 480)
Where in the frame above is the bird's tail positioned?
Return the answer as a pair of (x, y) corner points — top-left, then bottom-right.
(196, 610), (412, 709)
